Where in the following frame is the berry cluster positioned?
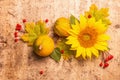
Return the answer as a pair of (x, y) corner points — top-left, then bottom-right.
(14, 19), (49, 43)
(99, 51), (113, 69)
(14, 19), (27, 42)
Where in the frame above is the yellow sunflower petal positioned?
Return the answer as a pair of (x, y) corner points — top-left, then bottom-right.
(69, 29), (79, 36)
(87, 17), (96, 27)
(71, 43), (79, 49)
(94, 44), (108, 51)
(71, 24), (78, 32)
(71, 20), (80, 30)
(79, 15), (87, 30)
(71, 40), (80, 49)
(86, 48), (92, 59)
(98, 34), (110, 41)
(81, 48), (86, 59)
(76, 47), (83, 58)
(66, 37), (76, 44)
(97, 41), (108, 46)
(91, 47), (99, 58)
(71, 20), (80, 32)
(66, 36), (80, 50)
(65, 40), (72, 45)
(94, 20), (107, 34)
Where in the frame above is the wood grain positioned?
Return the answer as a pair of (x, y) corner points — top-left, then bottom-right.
(0, 0), (120, 80)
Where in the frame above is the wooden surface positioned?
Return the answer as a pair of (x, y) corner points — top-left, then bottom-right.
(0, 0), (120, 80)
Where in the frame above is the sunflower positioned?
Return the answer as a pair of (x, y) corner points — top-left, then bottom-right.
(66, 15), (110, 59)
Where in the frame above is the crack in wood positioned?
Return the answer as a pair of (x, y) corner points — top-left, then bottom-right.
(8, 11), (15, 17)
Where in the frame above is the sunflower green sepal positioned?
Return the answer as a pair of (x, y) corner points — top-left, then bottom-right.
(70, 15), (79, 25)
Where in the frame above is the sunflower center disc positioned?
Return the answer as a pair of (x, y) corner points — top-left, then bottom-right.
(78, 27), (98, 48)
(83, 34), (91, 41)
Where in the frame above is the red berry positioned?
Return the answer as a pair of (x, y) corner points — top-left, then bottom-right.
(23, 19), (27, 23)
(60, 50), (64, 54)
(45, 19), (49, 23)
(104, 57), (109, 63)
(39, 70), (43, 74)
(15, 24), (22, 31)
(103, 63), (109, 69)
(99, 62), (103, 67)
(14, 38), (18, 42)
(108, 55), (113, 60)
(88, 15), (92, 18)
(14, 31), (18, 37)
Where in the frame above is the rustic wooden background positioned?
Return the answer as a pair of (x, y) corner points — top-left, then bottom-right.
(0, 0), (120, 80)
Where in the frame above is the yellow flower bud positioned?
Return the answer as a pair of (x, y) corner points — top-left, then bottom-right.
(54, 17), (71, 37)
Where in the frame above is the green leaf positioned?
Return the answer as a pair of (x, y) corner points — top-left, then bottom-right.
(21, 20), (49, 46)
(21, 33), (29, 42)
(50, 48), (61, 62)
(57, 38), (75, 60)
(70, 15), (79, 25)
(21, 22), (38, 46)
(34, 25), (41, 35)
(25, 22), (35, 33)
(28, 33), (38, 45)
(21, 32), (38, 46)
(36, 20), (49, 34)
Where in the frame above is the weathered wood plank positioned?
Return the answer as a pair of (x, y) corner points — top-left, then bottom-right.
(0, 0), (120, 80)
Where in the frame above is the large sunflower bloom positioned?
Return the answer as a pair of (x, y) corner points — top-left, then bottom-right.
(66, 15), (110, 59)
